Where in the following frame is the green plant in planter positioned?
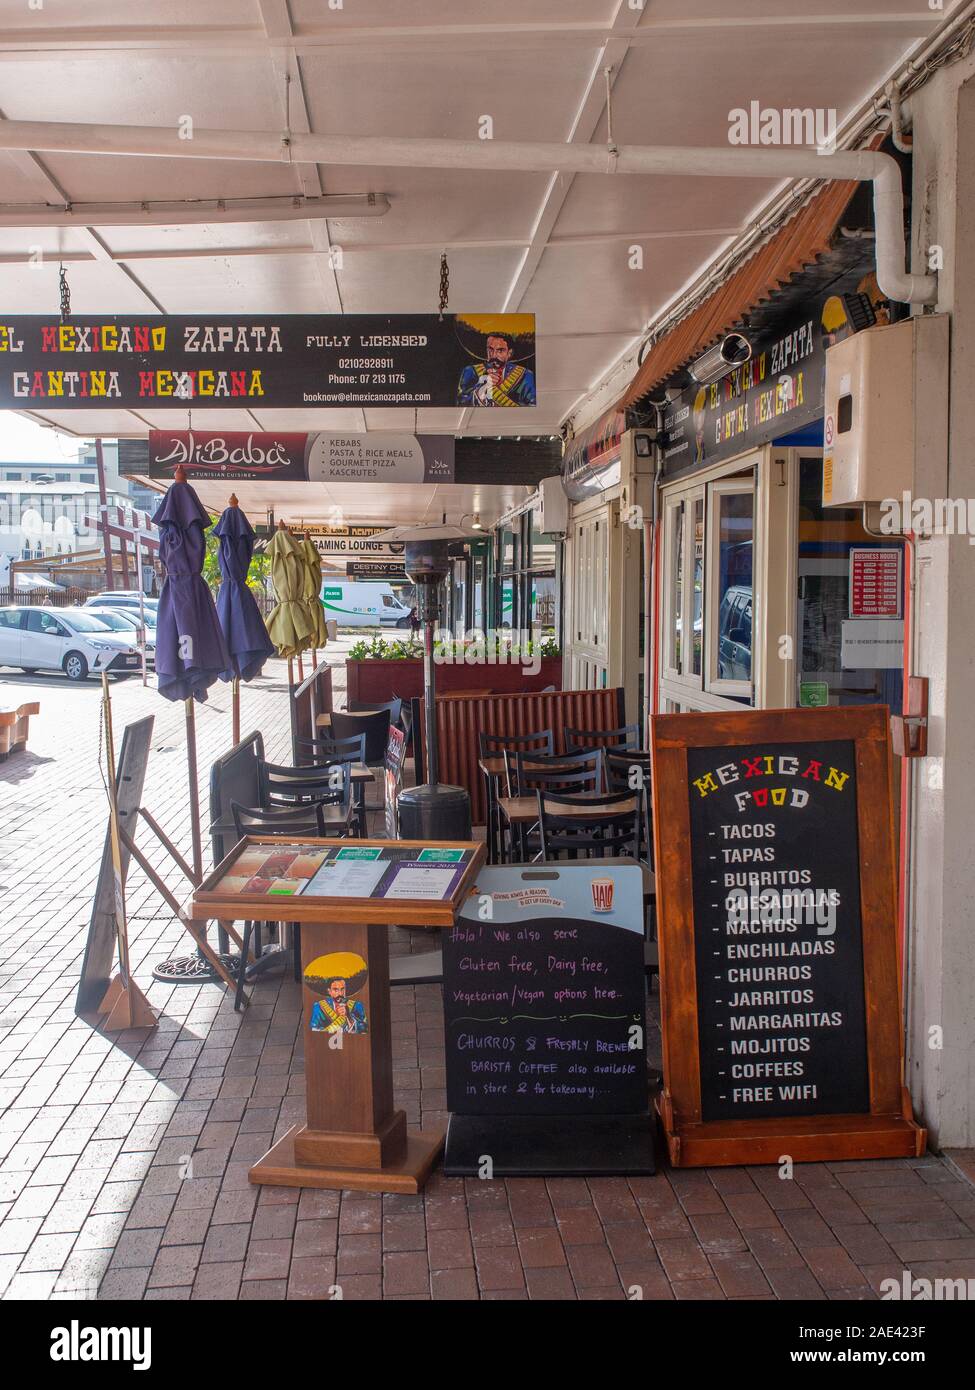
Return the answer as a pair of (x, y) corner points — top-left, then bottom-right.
(347, 636), (422, 661)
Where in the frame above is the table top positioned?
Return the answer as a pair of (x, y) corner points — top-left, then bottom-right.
(498, 793), (638, 824)
(478, 755), (507, 778)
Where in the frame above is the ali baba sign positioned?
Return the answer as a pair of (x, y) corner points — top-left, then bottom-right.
(140, 430), (455, 484)
(0, 313), (536, 411)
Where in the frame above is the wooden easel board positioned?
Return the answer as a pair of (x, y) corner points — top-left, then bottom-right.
(650, 705), (924, 1167)
(76, 716), (154, 1016)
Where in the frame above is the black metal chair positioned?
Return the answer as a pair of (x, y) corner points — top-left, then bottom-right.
(536, 790), (657, 983)
(292, 733), (369, 836)
(478, 728), (554, 863)
(229, 800), (330, 1010)
(295, 730), (366, 767)
(604, 750), (657, 984)
(505, 750), (604, 861)
(605, 749), (653, 867)
(258, 759), (355, 834)
(508, 747), (605, 795)
(348, 696), (403, 731)
(565, 723), (641, 754)
(329, 708), (395, 766)
(536, 789), (643, 863)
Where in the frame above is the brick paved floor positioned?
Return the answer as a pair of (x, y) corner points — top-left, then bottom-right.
(1, 650), (974, 1301)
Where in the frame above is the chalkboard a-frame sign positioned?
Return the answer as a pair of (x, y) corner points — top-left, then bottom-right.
(651, 705), (926, 1168)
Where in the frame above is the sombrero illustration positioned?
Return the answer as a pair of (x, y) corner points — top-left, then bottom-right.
(454, 313), (536, 363)
(304, 952), (369, 1035)
(304, 951), (368, 996)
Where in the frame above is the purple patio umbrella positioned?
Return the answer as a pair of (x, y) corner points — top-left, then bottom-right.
(213, 495), (274, 742)
(152, 468), (229, 884)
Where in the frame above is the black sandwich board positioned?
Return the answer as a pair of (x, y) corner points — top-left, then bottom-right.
(442, 862), (654, 1176)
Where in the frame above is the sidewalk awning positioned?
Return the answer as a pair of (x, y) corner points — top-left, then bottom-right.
(619, 173), (871, 407)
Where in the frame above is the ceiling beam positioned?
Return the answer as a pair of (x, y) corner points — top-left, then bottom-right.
(0, 110), (165, 314)
(0, 224), (739, 266)
(0, 14), (944, 57)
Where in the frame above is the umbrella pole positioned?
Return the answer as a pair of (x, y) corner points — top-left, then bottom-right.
(184, 697), (204, 885)
(232, 676), (241, 745)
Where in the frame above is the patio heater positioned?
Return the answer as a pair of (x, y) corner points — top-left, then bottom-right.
(369, 523), (473, 840)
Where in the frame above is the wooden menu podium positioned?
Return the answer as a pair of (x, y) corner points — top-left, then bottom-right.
(192, 836), (484, 1194)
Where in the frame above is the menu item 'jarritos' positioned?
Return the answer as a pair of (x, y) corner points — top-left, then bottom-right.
(687, 739), (870, 1122)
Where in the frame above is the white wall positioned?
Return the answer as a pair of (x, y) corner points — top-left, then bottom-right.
(905, 58), (975, 1147)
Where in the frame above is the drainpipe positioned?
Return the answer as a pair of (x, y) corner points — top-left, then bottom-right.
(0, 122), (939, 305)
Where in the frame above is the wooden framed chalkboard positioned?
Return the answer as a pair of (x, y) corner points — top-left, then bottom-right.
(651, 705), (925, 1167)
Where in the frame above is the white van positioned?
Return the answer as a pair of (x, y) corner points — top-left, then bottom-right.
(321, 581), (413, 628)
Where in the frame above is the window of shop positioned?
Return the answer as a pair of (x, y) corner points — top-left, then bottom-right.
(660, 459), (756, 711)
(795, 456), (903, 713)
(493, 506), (561, 639)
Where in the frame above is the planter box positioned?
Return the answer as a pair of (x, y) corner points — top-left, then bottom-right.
(346, 656), (562, 706)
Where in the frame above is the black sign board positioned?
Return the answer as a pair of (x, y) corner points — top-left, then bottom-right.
(0, 314), (536, 410)
(651, 706), (925, 1168)
(442, 864), (653, 1175)
(686, 739), (869, 1123)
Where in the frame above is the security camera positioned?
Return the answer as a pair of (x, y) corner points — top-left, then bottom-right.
(688, 332), (752, 386)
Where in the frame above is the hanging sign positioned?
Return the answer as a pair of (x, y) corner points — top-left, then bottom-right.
(137, 430), (455, 483)
(662, 314), (826, 475)
(651, 705), (925, 1167)
(0, 314), (536, 410)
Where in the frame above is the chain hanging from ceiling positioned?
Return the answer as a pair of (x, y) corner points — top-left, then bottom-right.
(58, 262), (71, 323)
(438, 250), (449, 320)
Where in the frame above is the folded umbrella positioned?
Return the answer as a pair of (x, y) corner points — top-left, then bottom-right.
(266, 525), (314, 659)
(214, 499), (275, 682)
(298, 534), (329, 651)
(152, 478), (229, 703)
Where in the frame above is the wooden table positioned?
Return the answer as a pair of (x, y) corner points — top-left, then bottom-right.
(190, 835), (485, 1193)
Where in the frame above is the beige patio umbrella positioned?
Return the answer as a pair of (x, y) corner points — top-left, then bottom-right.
(266, 523), (314, 678)
(299, 532), (328, 662)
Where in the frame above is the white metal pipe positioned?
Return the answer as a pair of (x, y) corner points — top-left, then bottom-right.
(0, 120), (937, 303)
(0, 193), (388, 228)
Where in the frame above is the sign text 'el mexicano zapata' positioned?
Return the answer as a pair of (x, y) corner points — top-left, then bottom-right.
(0, 314), (536, 410)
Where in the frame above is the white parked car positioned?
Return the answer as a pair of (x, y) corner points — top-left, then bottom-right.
(84, 606), (157, 667)
(0, 606), (143, 681)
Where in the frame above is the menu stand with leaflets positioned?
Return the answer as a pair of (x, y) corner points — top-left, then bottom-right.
(191, 836), (484, 1193)
(651, 706), (925, 1168)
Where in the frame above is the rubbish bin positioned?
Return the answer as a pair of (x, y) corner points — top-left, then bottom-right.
(397, 783), (472, 840)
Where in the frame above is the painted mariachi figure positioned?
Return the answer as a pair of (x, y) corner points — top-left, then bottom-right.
(305, 953), (370, 1036)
